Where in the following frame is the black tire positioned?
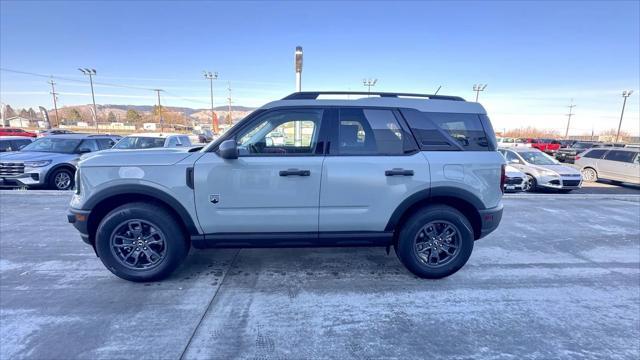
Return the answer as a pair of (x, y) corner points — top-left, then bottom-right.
(395, 205), (474, 279)
(48, 168), (74, 190)
(95, 202), (189, 282)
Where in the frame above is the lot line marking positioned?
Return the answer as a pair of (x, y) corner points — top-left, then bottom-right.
(178, 249), (241, 360)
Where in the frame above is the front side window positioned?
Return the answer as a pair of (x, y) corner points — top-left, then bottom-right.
(236, 109), (323, 155)
(584, 149), (607, 159)
(338, 108), (405, 155)
(79, 139), (100, 152)
(504, 151), (521, 164)
(604, 150), (637, 163)
(96, 138), (116, 150)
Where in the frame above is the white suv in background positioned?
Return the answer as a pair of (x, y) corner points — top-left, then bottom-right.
(68, 91), (505, 282)
(112, 133), (192, 149)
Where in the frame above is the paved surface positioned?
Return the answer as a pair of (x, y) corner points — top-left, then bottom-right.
(1, 191), (639, 359)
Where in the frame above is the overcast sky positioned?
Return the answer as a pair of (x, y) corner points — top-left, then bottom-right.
(1, 0), (638, 135)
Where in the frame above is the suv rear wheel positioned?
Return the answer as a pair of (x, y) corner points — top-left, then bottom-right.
(95, 202), (189, 282)
(581, 167), (598, 182)
(395, 205), (474, 279)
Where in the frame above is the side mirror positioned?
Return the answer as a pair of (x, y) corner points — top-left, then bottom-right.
(218, 139), (238, 160)
(77, 148), (92, 154)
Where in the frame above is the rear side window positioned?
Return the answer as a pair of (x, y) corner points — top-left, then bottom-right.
(337, 108), (407, 155)
(96, 138), (116, 150)
(583, 149), (607, 159)
(403, 110), (492, 151)
(604, 150), (637, 163)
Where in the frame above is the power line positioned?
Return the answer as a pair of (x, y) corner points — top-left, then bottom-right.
(1, 67), (156, 91)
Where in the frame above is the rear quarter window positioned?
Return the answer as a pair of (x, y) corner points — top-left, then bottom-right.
(604, 150), (638, 163)
(402, 110), (493, 151)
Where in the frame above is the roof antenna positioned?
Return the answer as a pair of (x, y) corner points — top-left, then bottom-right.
(434, 86), (442, 95)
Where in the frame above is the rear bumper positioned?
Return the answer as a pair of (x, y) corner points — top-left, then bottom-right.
(67, 208), (92, 245)
(478, 203), (503, 239)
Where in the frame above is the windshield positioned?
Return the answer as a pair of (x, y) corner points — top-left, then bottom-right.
(20, 137), (81, 153)
(520, 151), (558, 165)
(113, 136), (165, 149)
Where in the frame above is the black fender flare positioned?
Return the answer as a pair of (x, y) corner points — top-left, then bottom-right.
(385, 186), (485, 232)
(82, 184), (200, 235)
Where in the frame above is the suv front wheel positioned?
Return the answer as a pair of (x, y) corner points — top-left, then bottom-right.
(95, 202), (189, 282)
(395, 205), (474, 279)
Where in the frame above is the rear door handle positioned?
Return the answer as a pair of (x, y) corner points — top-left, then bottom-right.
(385, 168), (414, 176)
(279, 168), (311, 177)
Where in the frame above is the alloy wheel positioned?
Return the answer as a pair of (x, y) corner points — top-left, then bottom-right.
(110, 219), (167, 270)
(414, 221), (461, 267)
(54, 172), (72, 190)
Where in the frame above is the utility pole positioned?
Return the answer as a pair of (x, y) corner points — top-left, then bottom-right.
(154, 89), (164, 133)
(203, 71), (219, 133)
(565, 99), (576, 138)
(295, 46), (303, 92)
(473, 84), (487, 102)
(363, 78), (378, 94)
(616, 90), (633, 142)
(226, 82), (232, 126)
(78, 68), (98, 131)
(48, 79), (60, 128)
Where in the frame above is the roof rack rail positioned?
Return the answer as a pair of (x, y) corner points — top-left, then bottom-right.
(282, 91), (465, 101)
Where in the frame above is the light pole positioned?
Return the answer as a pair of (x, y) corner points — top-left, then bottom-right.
(203, 71), (219, 133)
(565, 99), (576, 138)
(295, 46), (303, 92)
(616, 90), (633, 142)
(363, 78), (377, 94)
(473, 84), (487, 102)
(78, 68), (98, 131)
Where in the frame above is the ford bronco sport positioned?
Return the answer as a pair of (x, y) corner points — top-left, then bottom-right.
(68, 91), (505, 282)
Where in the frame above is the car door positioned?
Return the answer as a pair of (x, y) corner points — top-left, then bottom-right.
(194, 107), (327, 234)
(319, 107), (429, 232)
(601, 150), (639, 182)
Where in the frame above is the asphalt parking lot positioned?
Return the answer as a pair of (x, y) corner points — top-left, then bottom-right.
(1, 191), (639, 359)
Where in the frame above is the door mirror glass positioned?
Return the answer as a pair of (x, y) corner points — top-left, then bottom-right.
(218, 139), (238, 159)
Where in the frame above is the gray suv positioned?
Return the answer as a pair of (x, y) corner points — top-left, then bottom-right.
(0, 134), (118, 190)
(68, 91), (505, 282)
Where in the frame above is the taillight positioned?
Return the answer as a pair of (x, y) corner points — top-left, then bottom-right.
(500, 164), (506, 193)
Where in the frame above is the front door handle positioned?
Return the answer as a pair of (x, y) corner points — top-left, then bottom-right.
(279, 168), (311, 177)
(385, 168), (414, 176)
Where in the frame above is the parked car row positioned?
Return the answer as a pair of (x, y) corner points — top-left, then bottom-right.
(0, 132), (200, 190)
(555, 141), (626, 163)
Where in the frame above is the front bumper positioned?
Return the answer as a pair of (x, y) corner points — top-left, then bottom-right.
(478, 203), (503, 239)
(0, 168), (48, 187)
(67, 208), (92, 245)
(537, 176), (583, 190)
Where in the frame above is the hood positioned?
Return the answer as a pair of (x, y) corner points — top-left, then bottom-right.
(505, 165), (525, 177)
(0, 151), (77, 162)
(535, 164), (581, 175)
(79, 148), (196, 167)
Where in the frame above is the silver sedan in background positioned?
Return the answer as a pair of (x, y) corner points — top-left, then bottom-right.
(499, 148), (582, 193)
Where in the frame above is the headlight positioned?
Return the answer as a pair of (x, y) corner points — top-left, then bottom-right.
(24, 160), (52, 168)
(539, 169), (558, 177)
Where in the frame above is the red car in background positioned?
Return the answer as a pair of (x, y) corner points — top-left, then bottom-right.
(520, 138), (561, 155)
(0, 128), (37, 138)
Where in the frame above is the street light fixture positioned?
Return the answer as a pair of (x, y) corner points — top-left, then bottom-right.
(78, 68), (98, 130)
(363, 78), (377, 94)
(203, 71), (219, 134)
(616, 90), (634, 142)
(473, 84), (487, 102)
